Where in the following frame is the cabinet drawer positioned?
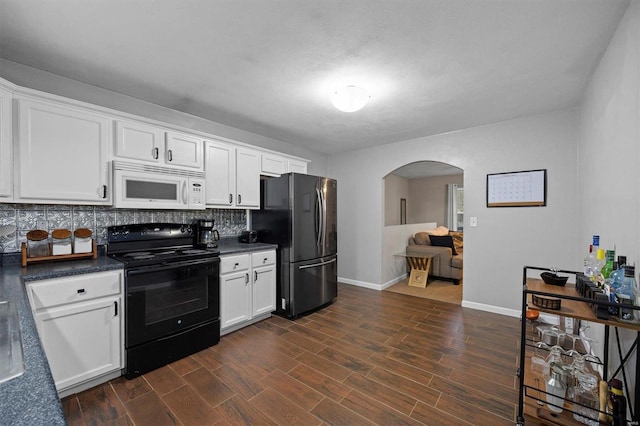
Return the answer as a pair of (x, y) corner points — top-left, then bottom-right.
(251, 250), (276, 267)
(28, 271), (122, 310)
(220, 254), (250, 274)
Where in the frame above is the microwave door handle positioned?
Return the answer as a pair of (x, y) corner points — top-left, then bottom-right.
(182, 181), (188, 205)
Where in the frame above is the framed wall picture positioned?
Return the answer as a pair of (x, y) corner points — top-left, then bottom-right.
(486, 169), (547, 207)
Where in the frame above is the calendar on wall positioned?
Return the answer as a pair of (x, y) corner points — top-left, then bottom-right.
(486, 169), (546, 207)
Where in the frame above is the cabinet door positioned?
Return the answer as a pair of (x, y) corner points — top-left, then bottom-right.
(166, 131), (203, 169)
(220, 270), (251, 329)
(252, 264), (276, 317)
(287, 159), (308, 174)
(0, 87), (12, 199)
(35, 297), (121, 392)
(204, 140), (235, 207)
(16, 99), (111, 204)
(115, 120), (163, 163)
(236, 148), (260, 208)
(261, 153), (286, 176)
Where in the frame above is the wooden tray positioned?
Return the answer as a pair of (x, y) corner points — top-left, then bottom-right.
(21, 240), (97, 267)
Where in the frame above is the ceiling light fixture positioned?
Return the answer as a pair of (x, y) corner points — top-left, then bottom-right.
(331, 85), (370, 112)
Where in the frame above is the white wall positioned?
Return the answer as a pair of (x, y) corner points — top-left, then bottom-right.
(578, 0), (639, 404)
(329, 109), (579, 315)
(380, 222), (437, 289)
(383, 174), (409, 226)
(409, 174), (463, 225)
(0, 59), (329, 177)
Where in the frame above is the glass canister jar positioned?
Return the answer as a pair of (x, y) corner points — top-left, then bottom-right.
(51, 229), (72, 255)
(73, 228), (93, 254)
(26, 229), (49, 258)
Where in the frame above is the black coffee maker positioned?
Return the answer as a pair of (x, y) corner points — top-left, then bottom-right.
(194, 219), (219, 248)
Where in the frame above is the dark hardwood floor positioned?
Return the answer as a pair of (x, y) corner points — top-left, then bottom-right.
(62, 283), (525, 425)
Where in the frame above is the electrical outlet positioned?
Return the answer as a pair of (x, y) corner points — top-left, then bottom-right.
(36, 220), (48, 231)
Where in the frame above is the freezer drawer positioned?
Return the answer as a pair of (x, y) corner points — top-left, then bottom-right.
(279, 254), (337, 318)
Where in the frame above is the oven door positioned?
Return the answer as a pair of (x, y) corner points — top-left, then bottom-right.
(125, 257), (220, 348)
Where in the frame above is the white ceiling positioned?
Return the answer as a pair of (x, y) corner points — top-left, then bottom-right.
(0, 0), (629, 155)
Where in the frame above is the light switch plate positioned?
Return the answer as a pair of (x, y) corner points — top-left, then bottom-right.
(470, 217), (478, 227)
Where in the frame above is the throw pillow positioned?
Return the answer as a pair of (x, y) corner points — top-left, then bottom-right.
(414, 232), (431, 245)
(429, 235), (458, 255)
(425, 226), (450, 236)
(449, 231), (463, 252)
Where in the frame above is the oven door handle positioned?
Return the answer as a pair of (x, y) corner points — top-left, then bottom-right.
(126, 258), (218, 275)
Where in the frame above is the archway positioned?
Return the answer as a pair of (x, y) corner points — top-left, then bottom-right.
(381, 161), (464, 304)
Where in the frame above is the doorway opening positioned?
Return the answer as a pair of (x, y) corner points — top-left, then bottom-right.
(382, 160), (464, 304)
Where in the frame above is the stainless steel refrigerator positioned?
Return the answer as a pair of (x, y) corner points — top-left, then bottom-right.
(252, 173), (337, 318)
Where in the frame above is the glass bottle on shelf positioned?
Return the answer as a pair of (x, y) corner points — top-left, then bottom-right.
(546, 362), (567, 413)
(609, 256), (626, 316)
(602, 250), (615, 281)
(592, 249), (606, 286)
(614, 265), (636, 322)
(572, 371), (599, 426)
(607, 378), (627, 426)
(584, 244), (594, 277)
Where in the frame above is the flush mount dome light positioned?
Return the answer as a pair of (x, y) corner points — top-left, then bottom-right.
(331, 85), (370, 112)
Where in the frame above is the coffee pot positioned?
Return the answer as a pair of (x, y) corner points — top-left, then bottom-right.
(195, 219), (219, 248)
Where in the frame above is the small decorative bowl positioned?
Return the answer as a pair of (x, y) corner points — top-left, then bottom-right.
(532, 294), (562, 310)
(540, 272), (568, 286)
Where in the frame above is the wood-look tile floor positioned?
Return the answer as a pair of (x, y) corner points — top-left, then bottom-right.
(62, 283), (524, 426)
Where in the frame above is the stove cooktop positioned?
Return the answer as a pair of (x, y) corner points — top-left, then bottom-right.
(109, 247), (220, 267)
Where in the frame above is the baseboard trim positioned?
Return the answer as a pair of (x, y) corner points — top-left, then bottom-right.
(461, 300), (521, 318)
(338, 277), (383, 291)
(381, 274), (408, 290)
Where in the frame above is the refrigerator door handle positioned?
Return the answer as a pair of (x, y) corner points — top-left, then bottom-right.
(315, 187), (323, 248)
(319, 187), (327, 250)
(298, 257), (336, 270)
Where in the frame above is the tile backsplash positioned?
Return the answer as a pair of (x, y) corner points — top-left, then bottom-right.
(0, 204), (247, 253)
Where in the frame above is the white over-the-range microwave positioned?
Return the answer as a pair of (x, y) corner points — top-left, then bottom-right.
(113, 160), (205, 210)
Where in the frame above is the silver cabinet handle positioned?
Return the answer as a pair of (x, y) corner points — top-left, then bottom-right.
(254, 271), (258, 282)
(245, 273), (249, 285)
(229, 194), (233, 204)
(168, 149), (173, 162)
(153, 147), (159, 159)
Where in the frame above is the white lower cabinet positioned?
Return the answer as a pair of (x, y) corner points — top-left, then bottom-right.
(220, 250), (276, 334)
(26, 270), (123, 397)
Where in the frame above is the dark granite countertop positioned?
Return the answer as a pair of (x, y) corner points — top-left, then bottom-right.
(0, 255), (124, 425)
(0, 242), (274, 424)
(216, 237), (278, 255)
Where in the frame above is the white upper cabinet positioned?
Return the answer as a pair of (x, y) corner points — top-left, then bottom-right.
(115, 120), (203, 169)
(235, 148), (260, 208)
(16, 98), (112, 204)
(0, 87), (12, 200)
(287, 158), (308, 174)
(261, 152), (309, 177)
(261, 153), (287, 176)
(115, 120), (163, 163)
(165, 131), (203, 169)
(204, 140), (235, 206)
(204, 140), (260, 209)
